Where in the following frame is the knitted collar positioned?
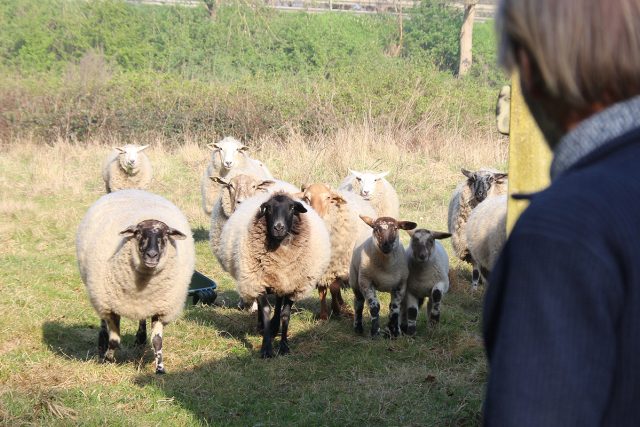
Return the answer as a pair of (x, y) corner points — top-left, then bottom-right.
(550, 95), (640, 180)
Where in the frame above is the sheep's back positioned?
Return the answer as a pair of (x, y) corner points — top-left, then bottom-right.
(466, 195), (507, 272)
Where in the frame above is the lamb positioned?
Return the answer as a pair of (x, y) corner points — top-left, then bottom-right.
(447, 168), (508, 286)
(218, 192), (331, 358)
(338, 169), (400, 218)
(466, 194), (507, 288)
(297, 182), (376, 320)
(76, 189), (195, 374)
(200, 136), (273, 215)
(401, 229), (452, 336)
(350, 215), (417, 337)
(102, 144), (152, 193)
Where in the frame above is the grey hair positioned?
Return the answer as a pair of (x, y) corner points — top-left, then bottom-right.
(496, 0), (640, 108)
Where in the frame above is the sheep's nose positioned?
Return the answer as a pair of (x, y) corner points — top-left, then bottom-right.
(146, 249), (158, 259)
(224, 161), (233, 168)
(273, 223), (285, 233)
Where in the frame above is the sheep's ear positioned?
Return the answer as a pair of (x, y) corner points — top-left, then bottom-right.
(211, 176), (230, 187)
(431, 231), (452, 240)
(461, 168), (474, 179)
(404, 228), (416, 237)
(238, 145), (249, 152)
(257, 202), (268, 219)
(293, 201), (307, 214)
(359, 215), (375, 228)
(300, 183), (310, 192)
(398, 221), (417, 231)
(292, 191), (305, 200)
(207, 142), (220, 151)
(137, 144), (150, 152)
(257, 180), (276, 191)
(115, 146), (126, 154)
(331, 193), (346, 205)
(375, 171), (389, 180)
(493, 172), (508, 181)
(167, 227), (187, 240)
(119, 225), (138, 237)
(349, 169), (362, 179)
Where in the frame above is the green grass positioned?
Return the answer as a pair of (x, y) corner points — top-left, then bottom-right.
(0, 137), (498, 425)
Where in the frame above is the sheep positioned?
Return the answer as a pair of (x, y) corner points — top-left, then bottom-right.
(200, 136), (273, 215)
(338, 169), (400, 218)
(496, 85), (511, 135)
(447, 168), (508, 286)
(76, 189), (195, 374)
(350, 215), (417, 337)
(466, 194), (507, 288)
(218, 192), (331, 358)
(401, 229), (452, 336)
(297, 182), (376, 320)
(102, 144), (152, 193)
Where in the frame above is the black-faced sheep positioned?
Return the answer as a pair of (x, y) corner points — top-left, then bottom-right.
(297, 182), (376, 320)
(466, 194), (507, 288)
(338, 169), (400, 218)
(350, 215), (417, 337)
(447, 168), (507, 285)
(401, 229), (451, 336)
(102, 144), (152, 193)
(218, 192), (330, 358)
(76, 190), (195, 374)
(200, 136), (273, 215)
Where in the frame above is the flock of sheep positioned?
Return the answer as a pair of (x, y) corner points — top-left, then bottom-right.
(75, 137), (508, 373)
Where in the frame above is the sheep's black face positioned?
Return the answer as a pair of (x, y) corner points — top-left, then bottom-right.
(462, 169), (508, 203)
(409, 229), (451, 262)
(258, 194), (307, 241)
(361, 216), (417, 255)
(120, 220), (187, 269)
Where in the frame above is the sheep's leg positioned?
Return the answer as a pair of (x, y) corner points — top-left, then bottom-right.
(278, 297), (294, 355)
(386, 284), (406, 338)
(270, 296), (283, 337)
(258, 294), (274, 358)
(353, 288), (365, 334)
(151, 315), (166, 374)
(400, 294), (408, 334)
(330, 279), (353, 318)
(403, 292), (420, 336)
(98, 319), (109, 360)
(471, 262), (481, 289)
(135, 319), (147, 346)
(359, 281), (380, 337)
(428, 287), (443, 326)
(100, 313), (121, 363)
(318, 286), (329, 320)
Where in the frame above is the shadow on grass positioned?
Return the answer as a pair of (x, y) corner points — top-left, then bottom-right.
(192, 226), (209, 243)
(42, 320), (154, 366)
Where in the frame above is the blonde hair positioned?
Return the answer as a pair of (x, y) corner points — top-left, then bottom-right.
(497, 0), (640, 108)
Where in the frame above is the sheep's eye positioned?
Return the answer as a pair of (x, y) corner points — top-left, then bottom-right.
(356, 177), (361, 182)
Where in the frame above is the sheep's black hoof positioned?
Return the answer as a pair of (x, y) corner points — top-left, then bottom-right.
(260, 347), (274, 359)
(406, 325), (417, 337)
(135, 332), (147, 346)
(102, 352), (115, 363)
(400, 323), (408, 334)
(278, 341), (290, 356)
(155, 367), (166, 375)
(384, 324), (400, 338)
(354, 322), (364, 334)
(429, 311), (440, 326)
(371, 327), (381, 338)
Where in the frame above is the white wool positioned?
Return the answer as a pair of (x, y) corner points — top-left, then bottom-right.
(338, 169), (400, 218)
(102, 144), (152, 193)
(466, 194), (508, 281)
(405, 240), (450, 299)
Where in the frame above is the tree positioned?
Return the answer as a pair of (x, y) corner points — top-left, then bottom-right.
(203, 0), (217, 19)
(458, 0), (477, 76)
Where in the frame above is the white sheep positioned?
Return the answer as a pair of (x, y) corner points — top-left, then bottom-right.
(466, 194), (507, 288)
(218, 192), (331, 357)
(447, 168), (508, 285)
(338, 169), (400, 218)
(102, 144), (152, 193)
(401, 229), (451, 336)
(350, 215), (417, 337)
(496, 85), (511, 135)
(200, 136), (273, 215)
(76, 189), (195, 374)
(297, 182), (376, 320)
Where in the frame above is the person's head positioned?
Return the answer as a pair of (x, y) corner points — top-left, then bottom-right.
(497, 0), (640, 148)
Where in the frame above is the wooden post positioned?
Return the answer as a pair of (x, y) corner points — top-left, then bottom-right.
(506, 73), (553, 232)
(458, 0), (477, 76)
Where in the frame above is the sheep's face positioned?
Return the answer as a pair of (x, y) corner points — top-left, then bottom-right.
(116, 144), (148, 174)
(350, 169), (389, 200)
(360, 215), (417, 254)
(299, 183), (346, 218)
(209, 137), (248, 170)
(409, 229), (451, 262)
(213, 175), (275, 212)
(462, 169), (508, 203)
(258, 194), (307, 241)
(120, 220), (187, 270)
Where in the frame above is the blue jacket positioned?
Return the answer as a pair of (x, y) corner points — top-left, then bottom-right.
(483, 126), (640, 426)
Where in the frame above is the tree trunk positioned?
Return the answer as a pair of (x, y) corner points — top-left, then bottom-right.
(458, 1), (477, 77)
(205, 0), (217, 20)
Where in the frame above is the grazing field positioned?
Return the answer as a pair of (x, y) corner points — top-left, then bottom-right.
(0, 124), (507, 425)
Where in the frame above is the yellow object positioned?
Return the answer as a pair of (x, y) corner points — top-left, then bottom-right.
(506, 74), (553, 233)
